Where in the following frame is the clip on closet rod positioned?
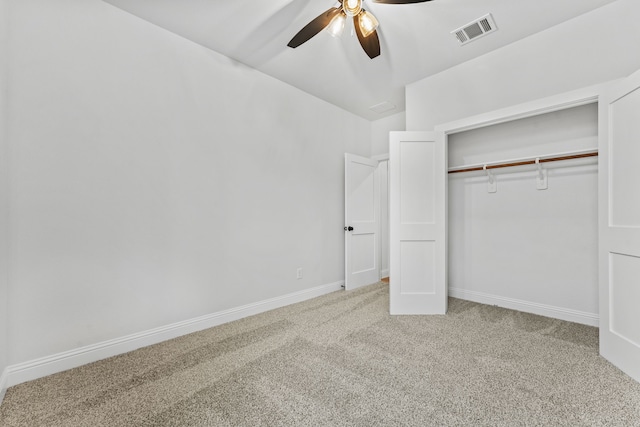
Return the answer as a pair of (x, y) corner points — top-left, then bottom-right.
(448, 150), (598, 174)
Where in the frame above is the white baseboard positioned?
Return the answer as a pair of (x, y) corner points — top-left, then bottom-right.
(6, 281), (343, 388)
(0, 367), (8, 406)
(449, 287), (599, 327)
(380, 269), (389, 279)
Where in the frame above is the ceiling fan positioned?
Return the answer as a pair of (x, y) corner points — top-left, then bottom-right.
(287, 0), (432, 59)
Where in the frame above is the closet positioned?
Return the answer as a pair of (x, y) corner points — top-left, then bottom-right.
(391, 72), (640, 383)
(446, 104), (599, 325)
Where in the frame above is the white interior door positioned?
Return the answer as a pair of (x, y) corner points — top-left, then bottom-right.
(345, 153), (380, 290)
(389, 131), (447, 314)
(598, 69), (640, 382)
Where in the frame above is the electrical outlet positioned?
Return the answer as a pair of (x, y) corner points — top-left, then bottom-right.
(296, 268), (303, 279)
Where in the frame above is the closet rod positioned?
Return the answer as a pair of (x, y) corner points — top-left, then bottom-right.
(448, 150), (598, 174)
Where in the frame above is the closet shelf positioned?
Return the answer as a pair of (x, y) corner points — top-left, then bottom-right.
(448, 149), (598, 174)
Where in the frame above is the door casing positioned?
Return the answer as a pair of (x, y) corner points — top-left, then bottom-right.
(429, 80), (639, 382)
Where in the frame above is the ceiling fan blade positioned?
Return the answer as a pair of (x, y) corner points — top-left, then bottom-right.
(371, 0), (432, 3)
(287, 7), (342, 48)
(354, 14), (381, 59)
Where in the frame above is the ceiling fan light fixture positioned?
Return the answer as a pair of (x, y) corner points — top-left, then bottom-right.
(287, 0), (432, 59)
(358, 10), (379, 37)
(327, 11), (347, 37)
(343, 0), (362, 17)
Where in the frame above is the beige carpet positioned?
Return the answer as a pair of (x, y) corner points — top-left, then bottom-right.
(1, 282), (639, 426)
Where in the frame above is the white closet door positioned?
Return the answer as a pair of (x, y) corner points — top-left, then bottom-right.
(390, 131), (447, 314)
(599, 69), (640, 382)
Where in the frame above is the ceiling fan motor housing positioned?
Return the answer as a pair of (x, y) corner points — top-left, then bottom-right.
(343, 0), (363, 17)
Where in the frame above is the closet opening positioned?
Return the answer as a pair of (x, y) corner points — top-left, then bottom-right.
(446, 103), (599, 326)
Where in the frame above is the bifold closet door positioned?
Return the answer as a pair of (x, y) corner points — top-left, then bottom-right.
(389, 131), (447, 315)
(599, 68), (640, 382)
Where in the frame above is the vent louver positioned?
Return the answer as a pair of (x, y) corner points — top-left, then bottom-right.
(369, 101), (396, 114)
(452, 13), (497, 45)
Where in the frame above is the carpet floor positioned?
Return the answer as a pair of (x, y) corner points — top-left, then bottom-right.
(1, 282), (639, 426)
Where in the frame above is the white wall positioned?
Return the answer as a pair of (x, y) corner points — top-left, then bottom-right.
(0, 0), (9, 397)
(371, 112), (405, 157)
(6, 0), (370, 366)
(448, 104), (599, 322)
(406, 0), (640, 130)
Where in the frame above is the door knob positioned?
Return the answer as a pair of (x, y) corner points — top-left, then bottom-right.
(344, 226), (354, 231)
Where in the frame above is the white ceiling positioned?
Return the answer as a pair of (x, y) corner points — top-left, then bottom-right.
(102, 0), (617, 121)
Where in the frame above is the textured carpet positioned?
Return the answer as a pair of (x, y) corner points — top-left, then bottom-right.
(1, 282), (639, 426)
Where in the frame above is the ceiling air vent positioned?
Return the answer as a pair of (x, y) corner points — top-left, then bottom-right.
(369, 101), (396, 114)
(452, 13), (497, 45)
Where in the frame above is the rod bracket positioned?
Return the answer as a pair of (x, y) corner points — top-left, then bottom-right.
(535, 158), (548, 190)
(484, 165), (497, 193)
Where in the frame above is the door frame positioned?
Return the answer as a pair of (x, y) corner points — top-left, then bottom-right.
(372, 153), (390, 280)
(433, 82), (610, 314)
(434, 84), (605, 137)
(434, 80), (604, 306)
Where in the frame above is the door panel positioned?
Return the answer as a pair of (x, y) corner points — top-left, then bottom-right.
(400, 141), (436, 224)
(351, 233), (376, 273)
(400, 241), (436, 294)
(390, 131), (446, 314)
(609, 253), (640, 347)
(610, 86), (640, 227)
(599, 69), (640, 382)
(345, 154), (380, 290)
